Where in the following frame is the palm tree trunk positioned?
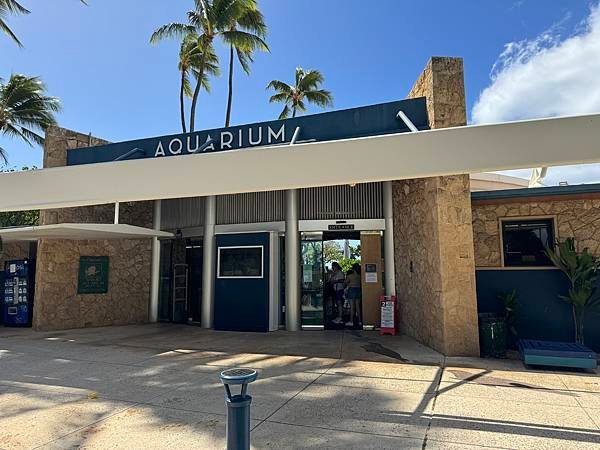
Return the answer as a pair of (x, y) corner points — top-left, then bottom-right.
(292, 107), (296, 118)
(225, 45), (234, 127)
(179, 70), (187, 133)
(189, 50), (208, 133)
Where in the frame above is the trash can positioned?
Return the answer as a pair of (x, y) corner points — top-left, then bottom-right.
(478, 313), (507, 358)
(220, 368), (258, 450)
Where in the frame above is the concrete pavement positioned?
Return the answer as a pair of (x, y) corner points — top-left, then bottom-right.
(0, 324), (598, 449)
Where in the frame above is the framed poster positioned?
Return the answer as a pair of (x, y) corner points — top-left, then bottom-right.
(78, 256), (109, 294)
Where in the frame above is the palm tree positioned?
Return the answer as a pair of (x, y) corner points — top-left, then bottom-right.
(0, 0), (30, 47)
(178, 33), (219, 133)
(267, 67), (333, 119)
(224, 5), (268, 127)
(0, 74), (61, 163)
(150, 0), (267, 132)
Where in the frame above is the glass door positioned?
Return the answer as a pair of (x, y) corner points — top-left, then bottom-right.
(300, 233), (324, 329)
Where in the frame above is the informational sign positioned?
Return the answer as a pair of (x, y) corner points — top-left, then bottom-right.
(78, 256), (109, 294)
(328, 224), (355, 231)
(365, 263), (378, 283)
(380, 295), (397, 336)
(365, 272), (378, 283)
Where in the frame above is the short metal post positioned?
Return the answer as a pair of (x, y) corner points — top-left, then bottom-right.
(220, 368), (258, 450)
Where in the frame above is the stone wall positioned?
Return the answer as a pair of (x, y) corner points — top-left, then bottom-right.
(32, 126), (154, 331)
(473, 196), (600, 268)
(393, 57), (479, 356)
(0, 242), (31, 266)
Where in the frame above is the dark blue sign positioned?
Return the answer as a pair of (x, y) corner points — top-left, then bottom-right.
(67, 98), (429, 166)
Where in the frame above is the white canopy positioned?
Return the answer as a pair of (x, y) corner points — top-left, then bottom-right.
(0, 223), (173, 241)
(0, 113), (599, 212)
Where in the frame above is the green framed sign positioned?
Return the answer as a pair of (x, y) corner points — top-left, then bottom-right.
(77, 256), (109, 294)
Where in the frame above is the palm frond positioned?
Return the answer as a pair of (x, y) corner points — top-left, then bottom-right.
(150, 22), (195, 44)
(221, 29), (267, 52)
(1, 0), (30, 15)
(278, 104), (291, 120)
(304, 89), (333, 108)
(266, 79), (293, 94)
(237, 7), (267, 37)
(268, 92), (290, 104)
(0, 144), (7, 165)
(235, 48), (253, 74)
(298, 69), (325, 91)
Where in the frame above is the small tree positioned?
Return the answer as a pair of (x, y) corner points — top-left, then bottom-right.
(546, 238), (600, 345)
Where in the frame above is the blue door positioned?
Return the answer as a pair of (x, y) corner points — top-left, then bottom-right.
(214, 233), (270, 332)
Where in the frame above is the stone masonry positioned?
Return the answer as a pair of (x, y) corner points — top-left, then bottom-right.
(32, 126), (153, 331)
(473, 196), (600, 267)
(393, 57), (479, 356)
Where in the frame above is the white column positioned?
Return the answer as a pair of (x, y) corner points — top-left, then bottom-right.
(149, 199), (161, 322)
(383, 181), (396, 296)
(201, 195), (217, 329)
(285, 189), (301, 331)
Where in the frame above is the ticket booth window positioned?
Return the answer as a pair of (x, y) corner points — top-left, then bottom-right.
(502, 218), (555, 267)
(218, 246), (264, 278)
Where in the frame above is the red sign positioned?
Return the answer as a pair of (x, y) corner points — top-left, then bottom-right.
(379, 295), (397, 336)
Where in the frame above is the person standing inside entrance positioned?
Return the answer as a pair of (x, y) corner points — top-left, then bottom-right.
(345, 263), (362, 327)
(330, 262), (345, 325)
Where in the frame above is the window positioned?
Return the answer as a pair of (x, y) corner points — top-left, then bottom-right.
(502, 218), (555, 267)
(218, 246), (264, 278)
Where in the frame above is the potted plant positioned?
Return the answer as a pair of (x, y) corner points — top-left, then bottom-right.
(546, 238), (600, 345)
(497, 289), (518, 346)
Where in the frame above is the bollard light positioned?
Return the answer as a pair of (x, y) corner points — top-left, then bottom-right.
(220, 368), (258, 450)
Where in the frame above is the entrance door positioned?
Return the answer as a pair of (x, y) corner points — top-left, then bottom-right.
(301, 233), (324, 328)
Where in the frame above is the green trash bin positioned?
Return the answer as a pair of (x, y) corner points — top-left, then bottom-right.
(478, 314), (507, 358)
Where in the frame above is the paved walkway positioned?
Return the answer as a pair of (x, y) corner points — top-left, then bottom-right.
(0, 324), (599, 449)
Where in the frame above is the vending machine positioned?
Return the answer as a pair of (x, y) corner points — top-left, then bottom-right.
(3, 259), (35, 327)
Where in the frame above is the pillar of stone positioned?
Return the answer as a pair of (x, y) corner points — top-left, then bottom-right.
(32, 127), (153, 331)
(393, 57), (480, 356)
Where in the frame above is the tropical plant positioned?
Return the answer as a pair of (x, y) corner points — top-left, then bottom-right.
(151, 0), (268, 132)
(0, 74), (61, 164)
(496, 289), (518, 337)
(1, 0), (87, 47)
(0, 0), (29, 47)
(224, 4), (268, 127)
(546, 238), (600, 345)
(267, 67), (333, 119)
(177, 33), (219, 133)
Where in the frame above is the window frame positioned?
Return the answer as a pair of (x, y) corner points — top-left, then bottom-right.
(499, 215), (558, 268)
(217, 245), (265, 279)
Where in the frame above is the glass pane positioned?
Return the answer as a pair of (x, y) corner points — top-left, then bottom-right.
(502, 219), (554, 266)
(301, 236), (324, 327)
(218, 247), (263, 278)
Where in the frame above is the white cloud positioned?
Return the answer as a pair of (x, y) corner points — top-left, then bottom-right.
(473, 6), (600, 123)
(472, 4), (600, 185)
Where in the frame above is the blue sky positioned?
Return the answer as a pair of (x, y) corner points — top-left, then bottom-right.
(1, 0), (597, 183)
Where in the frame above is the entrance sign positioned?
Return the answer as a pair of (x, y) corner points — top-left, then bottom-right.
(328, 224), (355, 231)
(66, 98), (429, 166)
(77, 256), (109, 294)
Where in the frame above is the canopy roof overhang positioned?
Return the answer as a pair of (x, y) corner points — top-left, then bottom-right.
(0, 223), (173, 242)
(0, 113), (599, 213)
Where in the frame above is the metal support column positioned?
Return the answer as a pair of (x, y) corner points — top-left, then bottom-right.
(383, 181), (396, 296)
(201, 195), (217, 329)
(149, 199), (161, 322)
(285, 189), (301, 331)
